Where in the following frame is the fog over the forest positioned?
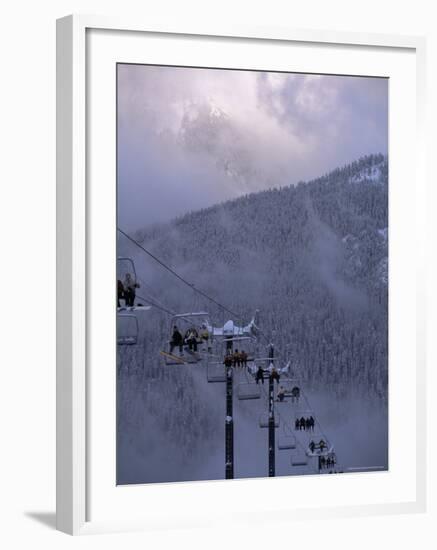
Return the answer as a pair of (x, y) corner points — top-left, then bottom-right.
(117, 64), (388, 230)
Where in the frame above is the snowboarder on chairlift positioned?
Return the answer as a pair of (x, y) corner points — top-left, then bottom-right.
(240, 350), (248, 368)
(295, 418), (300, 431)
(255, 365), (265, 385)
(170, 326), (183, 355)
(124, 273), (140, 307)
(319, 439), (327, 453)
(223, 354), (233, 368)
(299, 417), (306, 431)
(117, 279), (125, 307)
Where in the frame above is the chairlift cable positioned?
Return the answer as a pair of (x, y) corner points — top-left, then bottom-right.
(135, 293), (175, 316)
(136, 276), (175, 313)
(118, 227), (242, 321)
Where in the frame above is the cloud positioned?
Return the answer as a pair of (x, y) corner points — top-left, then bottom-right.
(117, 64), (387, 230)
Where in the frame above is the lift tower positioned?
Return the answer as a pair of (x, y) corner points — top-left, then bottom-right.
(225, 362), (234, 479)
(268, 344), (276, 477)
(225, 336), (234, 479)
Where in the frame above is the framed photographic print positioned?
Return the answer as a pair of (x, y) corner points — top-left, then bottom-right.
(56, 15), (427, 535)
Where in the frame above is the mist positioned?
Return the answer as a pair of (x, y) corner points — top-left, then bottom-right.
(117, 64), (387, 231)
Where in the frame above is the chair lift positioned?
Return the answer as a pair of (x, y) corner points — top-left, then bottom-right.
(226, 335), (257, 361)
(207, 362), (227, 383)
(290, 452), (308, 467)
(259, 414), (280, 429)
(293, 409), (315, 422)
(306, 442), (333, 457)
(117, 257), (150, 311)
(117, 314), (139, 345)
(318, 451), (337, 468)
(166, 312), (212, 364)
(278, 379), (301, 395)
(236, 383), (261, 400)
(117, 257), (138, 289)
(159, 350), (187, 365)
(277, 435), (297, 450)
(293, 409), (313, 421)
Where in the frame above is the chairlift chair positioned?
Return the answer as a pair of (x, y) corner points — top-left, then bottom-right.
(159, 350), (186, 366)
(117, 257), (137, 285)
(117, 305), (151, 313)
(293, 411), (316, 426)
(291, 453), (309, 467)
(278, 379), (301, 395)
(278, 435), (297, 450)
(214, 334), (258, 362)
(168, 312), (212, 362)
(306, 443), (333, 457)
(117, 314), (139, 345)
(294, 408), (314, 416)
(236, 383), (261, 400)
(259, 414), (280, 429)
(207, 363), (227, 383)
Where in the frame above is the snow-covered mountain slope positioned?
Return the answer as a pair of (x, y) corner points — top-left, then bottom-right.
(125, 153), (388, 396)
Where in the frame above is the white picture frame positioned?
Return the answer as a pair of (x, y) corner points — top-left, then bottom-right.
(56, 14), (427, 535)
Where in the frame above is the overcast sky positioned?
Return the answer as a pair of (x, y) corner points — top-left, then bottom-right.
(117, 64), (388, 231)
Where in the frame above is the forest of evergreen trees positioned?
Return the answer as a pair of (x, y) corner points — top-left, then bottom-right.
(117, 154), (389, 473)
(131, 153), (388, 396)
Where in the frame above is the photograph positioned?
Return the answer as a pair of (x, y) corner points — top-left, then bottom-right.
(116, 63), (389, 485)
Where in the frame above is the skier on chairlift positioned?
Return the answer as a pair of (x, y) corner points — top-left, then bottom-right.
(240, 350), (248, 368)
(269, 366), (280, 384)
(255, 365), (265, 385)
(200, 323), (211, 352)
(309, 440), (316, 453)
(277, 386), (286, 402)
(124, 272), (140, 307)
(309, 416), (315, 432)
(233, 349), (241, 368)
(117, 279), (125, 307)
(170, 326), (184, 355)
(223, 353), (233, 368)
(291, 386), (300, 403)
(185, 327), (198, 352)
(200, 323), (209, 342)
(319, 439), (327, 453)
